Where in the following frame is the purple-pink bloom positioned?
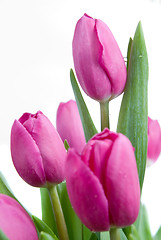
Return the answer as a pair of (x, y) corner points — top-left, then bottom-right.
(11, 111), (67, 187)
(66, 128), (140, 231)
(72, 14), (127, 102)
(147, 117), (161, 164)
(56, 100), (86, 153)
(0, 194), (38, 240)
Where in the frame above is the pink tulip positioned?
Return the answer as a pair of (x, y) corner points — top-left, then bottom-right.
(11, 111), (66, 187)
(147, 117), (161, 164)
(0, 194), (38, 240)
(66, 128), (140, 231)
(72, 14), (127, 102)
(56, 100), (86, 153)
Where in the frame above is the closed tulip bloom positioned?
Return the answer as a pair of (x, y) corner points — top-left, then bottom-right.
(11, 111), (66, 187)
(66, 128), (140, 231)
(0, 194), (38, 240)
(72, 14), (127, 102)
(147, 117), (161, 164)
(56, 100), (86, 153)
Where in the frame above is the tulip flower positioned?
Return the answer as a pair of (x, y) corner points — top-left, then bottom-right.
(147, 117), (161, 164)
(0, 194), (38, 240)
(72, 14), (127, 102)
(66, 128), (140, 231)
(11, 111), (66, 187)
(56, 100), (86, 153)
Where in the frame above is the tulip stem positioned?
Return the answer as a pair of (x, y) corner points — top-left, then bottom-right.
(109, 228), (120, 240)
(48, 185), (69, 240)
(100, 100), (110, 131)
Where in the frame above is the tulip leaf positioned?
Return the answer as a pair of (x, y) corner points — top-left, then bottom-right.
(40, 231), (58, 240)
(127, 37), (133, 71)
(70, 69), (97, 142)
(0, 172), (17, 200)
(0, 230), (9, 240)
(57, 181), (84, 240)
(120, 229), (128, 240)
(130, 225), (141, 240)
(83, 226), (92, 240)
(153, 227), (161, 240)
(64, 139), (70, 151)
(40, 188), (58, 236)
(32, 215), (58, 240)
(89, 233), (99, 240)
(134, 204), (152, 240)
(117, 21), (148, 190)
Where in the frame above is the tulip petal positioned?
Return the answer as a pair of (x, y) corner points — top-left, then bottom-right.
(96, 19), (126, 96)
(148, 117), (161, 162)
(82, 139), (112, 187)
(105, 134), (140, 227)
(73, 14), (112, 101)
(29, 113), (66, 183)
(56, 100), (86, 153)
(66, 149), (110, 231)
(0, 194), (38, 240)
(11, 120), (46, 187)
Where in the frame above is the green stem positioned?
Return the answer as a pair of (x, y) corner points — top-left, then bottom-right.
(109, 228), (120, 240)
(100, 100), (110, 131)
(48, 185), (69, 240)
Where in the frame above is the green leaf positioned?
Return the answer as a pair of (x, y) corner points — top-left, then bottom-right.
(70, 69), (97, 142)
(40, 188), (58, 236)
(89, 232), (99, 240)
(64, 139), (70, 151)
(0, 172), (16, 200)
(127, 37), (133, 71)
(134, 204), (152, 240)
(120, 229), (128, 240)
(40, 231), (58, 240)
(32, 216), (58, 240)
(153, 227), (161, 240)
(128, 225), (141, 240)
(0, 230), (9, 240)
(57, 181), (83, 240)
(83, 225), (92, 240)
(117, 21), (148, 190)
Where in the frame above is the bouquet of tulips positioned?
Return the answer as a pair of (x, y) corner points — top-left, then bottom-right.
(0, 14), (161, 240)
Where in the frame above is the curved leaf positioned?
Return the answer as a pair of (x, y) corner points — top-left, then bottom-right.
(70, 69), (97, 142)
(40, 231), (58, 240)
(32, 215), (58, 240)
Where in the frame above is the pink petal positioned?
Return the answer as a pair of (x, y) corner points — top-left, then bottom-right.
(11, 120), (46, 187)
(66, 149), (110, 231)
(56, 100), (86, 153)
(73, 14), (111, 101)
(0, 194), (38, 240)
(105, 134), (140, 227)
(148, 117), (161, 163)
(96, 19), (127, 97)
(29, 112), (66, 183)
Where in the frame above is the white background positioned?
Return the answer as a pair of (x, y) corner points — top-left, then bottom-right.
(0, 0), (161, 236)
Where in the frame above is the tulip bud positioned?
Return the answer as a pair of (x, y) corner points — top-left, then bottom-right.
(72, 14), (127, 102)
(0, 194), (38, 240)
(66, 128), (140, 231)
(147, 117), (161, 164)
(56, 100), (86, 153)
(11, 111), (66, 187)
